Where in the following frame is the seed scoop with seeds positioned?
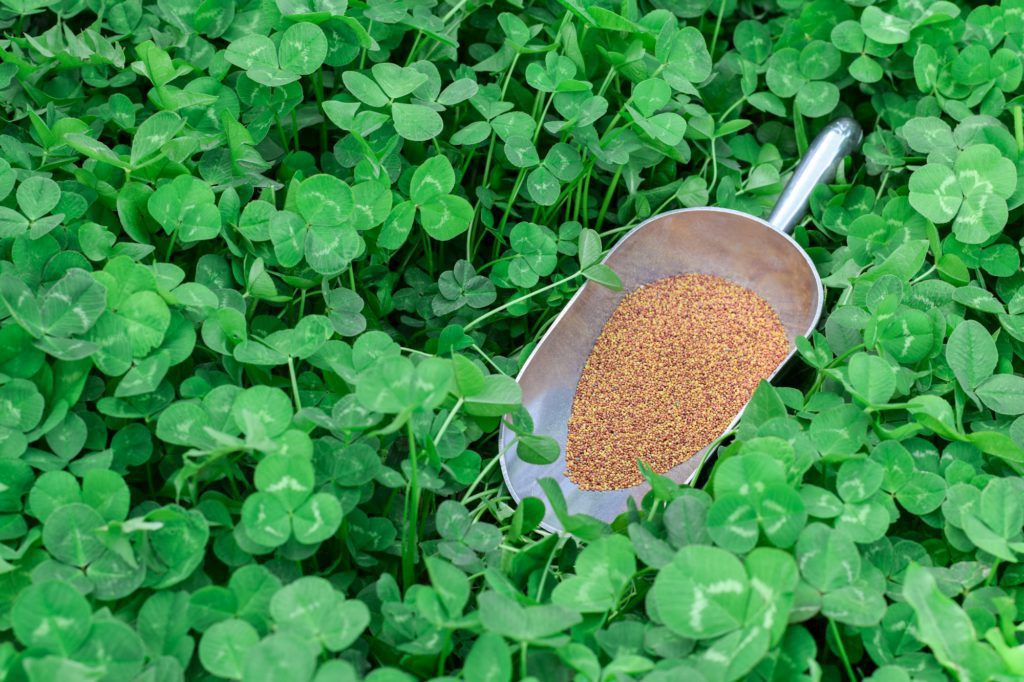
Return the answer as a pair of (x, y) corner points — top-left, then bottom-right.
(564, 274), (790, 491)
(499, 118), (863, 533)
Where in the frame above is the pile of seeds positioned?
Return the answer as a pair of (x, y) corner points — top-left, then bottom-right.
(565, 273), (790, 490)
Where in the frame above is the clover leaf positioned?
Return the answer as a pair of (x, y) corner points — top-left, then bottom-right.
(909, 144), (1018, 243)
(226, 24), (328, 87)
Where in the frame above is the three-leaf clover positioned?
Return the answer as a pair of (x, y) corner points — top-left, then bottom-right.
(0, 176), (63, 239)
(225, 23), (328, 87)
(271, 174), (363, 274)
(149, 175), (222, 244)
(766, 41), (842, 118)
(378, 154), (472, 247)
(241, 454), (343, 548)
(909, 144), (1017, 244)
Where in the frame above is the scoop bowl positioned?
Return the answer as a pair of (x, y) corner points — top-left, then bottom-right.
(499, 118), (863, 532)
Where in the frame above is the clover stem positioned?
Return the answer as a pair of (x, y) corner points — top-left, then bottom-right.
(403, 421), (421, 592)
(471, 344), (508, 375)
(1014, 106), (1024, 153)
(313, 70), (327, 155)
(601, 189), (676, 239)
(466, 194), (481, 262)
(475, 253), (515, 273)
(708, 0), (729, 57)
(421, 230), (435, 276)
(163, 228), (181, 263)
(717, 95), (747, 121)
(829, 619), (857, 681)
(465, 53), (521, 258)
(911, 264), (936, 284)
(582, 169), (593, 226)
(225, 470), (242, 501)
(495, 168), (526, 236)
(287, 357), (302, 410)
(594, 164), (623, 233)
(987, 558), (1001, 586)
(500, 52), (521, 100)
(356, 21), (374, 71)
(597, 66), (617, 99)
(537, 180), (575, 224)
(804, 343), (866, 403)
(519, 642), (528, 679)
(441, 0), (468, 22)
(436, 631), (452, 676)
(433, 398), (464, 447)
(688, 429), (734, 487)
(274, 113), (289, 152)
(793, 105), (808, 155)
(461, 438), (514, 503)
(708, 136), (719, 195)
(404, 31), (423, 66)
(534, 534), (564, 598)
(463, 270), (582, 331)
(533, 95), (553, 145)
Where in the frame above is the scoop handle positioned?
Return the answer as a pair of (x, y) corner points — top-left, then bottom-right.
(767, 117), (863, 235)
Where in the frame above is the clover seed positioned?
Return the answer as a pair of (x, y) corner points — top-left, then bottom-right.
(565, 274), (790, 490)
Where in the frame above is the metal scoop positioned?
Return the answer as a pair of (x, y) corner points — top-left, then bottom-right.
(499, 118), (863, 532)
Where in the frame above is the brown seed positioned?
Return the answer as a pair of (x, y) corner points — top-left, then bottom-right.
(564, 273), (790, 491)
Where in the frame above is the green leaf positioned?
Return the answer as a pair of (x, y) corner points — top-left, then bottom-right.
(130, 111), (184, 167)
(40, 269), (106, 337)
(847, 353), (895, 405)
(279, 23), (328, 75)
(64, 133), (129, 168)
(583, 263), (622, 290)
(410, 155), (456, 204)
(341, 72), (389, 107)
(551, 535), (635, 612)
(392, 103), (443, 141)
(420, 195), (473, 241)
(17, 176), (60, 221)
(908, 164), (961, 223)
(292, 492), (343, 544)
(148, 175), (221, 242)
(371, 63), (428, 99)
(860, 6), (910, 44)
(12, 582), (92, 655)
(796, 523), (860, 592)
(463, 632), (512, 682)
(976, 374), (1024, 415)
(241, 492), (291, 547)
(902, 564), (1000, 678)
(119, 291), (171, 357)
(632, 78), (671, 117)
(43, 502), (104, 567)
(232, 386), (293, 437)
(270, 577), (367, 651)
(652, 545), (748, 639)
(199, 619), (260, 679)
(243, 632), (317, 682)
(464, 375), (522, 417)
(795, 81), (839, 118)
(946, 320), (997, 392)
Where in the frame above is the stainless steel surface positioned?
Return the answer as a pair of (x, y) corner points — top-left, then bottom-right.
(499, 118), (863, 533)
(768, 118), (863, 234)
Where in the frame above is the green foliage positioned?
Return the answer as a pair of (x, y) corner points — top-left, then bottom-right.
(3, 0), (1024, 680)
